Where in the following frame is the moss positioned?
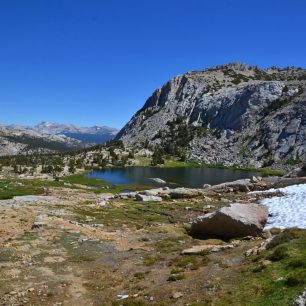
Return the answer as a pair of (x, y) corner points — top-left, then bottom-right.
(285, 271), (306, 287)
(268, 246), (289, 261)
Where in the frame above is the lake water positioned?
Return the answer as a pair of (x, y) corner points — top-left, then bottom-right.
(85, 167), (259, 188)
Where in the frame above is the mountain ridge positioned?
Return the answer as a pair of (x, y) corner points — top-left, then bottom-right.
(116, 62), (306, 168)
(0, 122), (118, 156)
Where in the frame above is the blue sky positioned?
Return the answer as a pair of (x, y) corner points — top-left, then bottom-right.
(0, 0), (305, 129)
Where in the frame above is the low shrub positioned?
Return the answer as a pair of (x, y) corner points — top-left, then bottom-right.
(267, 246), (288, 261)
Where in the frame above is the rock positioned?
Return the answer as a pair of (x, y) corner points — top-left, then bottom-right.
(36, 213), (48, 219)
(135, 194), (162, 202)
(117, 192), (131, 199)
(169, 188), (201, 199)
(91, 223), (104, 228)
(116, 64), (306, 168)
(139, 190), (159, 196)
(97, 200), (107, 207)
(297, 165), (306, 177)
(292, 289), (306, 306)
(149, 178), (166, 184)
(117, 294), (129, 300)
(245, 237), (274, 256)
(203, 184), (211, 189)
(191, 203), (268, 239)
(31, 222), (48, 229)
(261, 260), (272, 267)
(251, 176), (259, 183)
(271, 177), (306, 189)
(100, 193), (115, 200)
(203, 205), (214, 209)
(172, 292), (183, 299)
(207, 179), (253, 193)
(182, 243), (237, 254)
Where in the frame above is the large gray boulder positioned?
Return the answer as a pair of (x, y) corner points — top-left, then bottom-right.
(135, 194), (162, 202)
(205, 179), (254, 193)
(169, 188), (202, 199)
(191, 203), (268, 239)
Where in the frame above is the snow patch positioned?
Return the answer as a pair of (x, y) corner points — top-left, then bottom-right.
(253, 184), (306, 229)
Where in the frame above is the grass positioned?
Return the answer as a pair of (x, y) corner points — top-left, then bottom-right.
(268, 246), (289, 261)
(213, 228), (306, 306)
(0, 180), (45, 199)
(0, 172), (149, 199)
(171, 254), (210, 270)
(143, 255), (163, 266)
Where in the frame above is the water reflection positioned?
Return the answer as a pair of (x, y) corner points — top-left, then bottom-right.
(85, 167), (258, 188)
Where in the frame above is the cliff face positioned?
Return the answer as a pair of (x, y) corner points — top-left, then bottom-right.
(117, 63), (306, 167)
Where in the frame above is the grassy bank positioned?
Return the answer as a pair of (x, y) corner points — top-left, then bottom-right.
(0, 172), (149, 199)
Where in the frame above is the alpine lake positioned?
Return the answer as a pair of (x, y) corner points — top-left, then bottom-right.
(85, 166), (260, 188)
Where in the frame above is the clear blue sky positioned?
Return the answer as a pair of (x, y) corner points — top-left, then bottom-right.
(1, 0), (305, 129)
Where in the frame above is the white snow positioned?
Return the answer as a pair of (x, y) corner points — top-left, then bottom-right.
(253, 184), (306, 229)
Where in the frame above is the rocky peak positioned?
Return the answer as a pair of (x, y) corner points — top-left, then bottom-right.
(117, 63), (306, 168)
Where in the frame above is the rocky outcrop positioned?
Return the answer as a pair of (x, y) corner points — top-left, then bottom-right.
(297, 165), (306, 177)
(135, 194), (162, 202)
(204, 179), (254, 192)
(117, 63), (306, 168)
(292, 289), (306, 306)
(191, 203), (269, 239)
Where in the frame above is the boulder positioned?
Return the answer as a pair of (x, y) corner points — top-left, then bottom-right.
(292, 289), (306, 306)
(191, 203), (268, 239)
(297, 164), (306, 177)
(272, 177), (306, 189)
(182, 243), (238, 254)
(149, 178), (166, 184)
(206, 179), (253, 193)
(169, 188), (201, 199)
(31, 221), (48, 229)
(139, 189), (160, 196)
(135, 194), (162, 202)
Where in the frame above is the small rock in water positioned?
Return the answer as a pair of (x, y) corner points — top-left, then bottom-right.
(149, 178), (166, 184)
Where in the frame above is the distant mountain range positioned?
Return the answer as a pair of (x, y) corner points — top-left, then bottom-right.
(0, 122), (118, 156)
